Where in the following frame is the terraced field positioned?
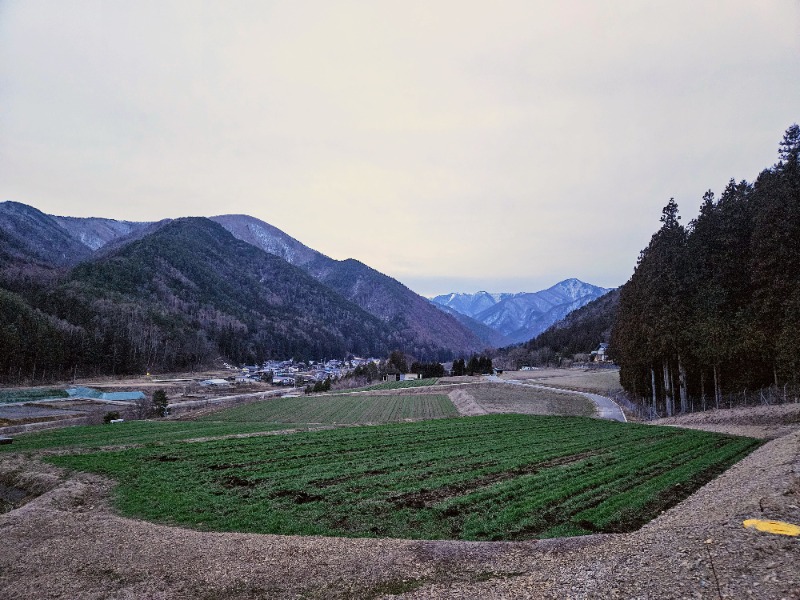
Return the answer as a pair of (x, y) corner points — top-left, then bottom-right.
(49, 414), (759, 541)
(199, 393), (457, 424)
(0, 420), (292, 452)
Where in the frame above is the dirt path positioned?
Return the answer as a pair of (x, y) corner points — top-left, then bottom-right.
(1, 409), (797, 599)
(447, 389), (488, 416)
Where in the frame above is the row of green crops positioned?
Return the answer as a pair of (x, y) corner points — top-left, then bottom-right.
(1, 394), (458, 452)
(0, 420), (293, 452)
(48, 414), (760, 540)
(198, 394), (457, 424)
(351, 378), (440, 391)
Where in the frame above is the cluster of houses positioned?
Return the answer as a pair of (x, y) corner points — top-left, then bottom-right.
(210, 357), (383, 388)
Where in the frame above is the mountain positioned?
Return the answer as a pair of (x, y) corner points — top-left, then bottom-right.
(50, 215), (148, 251)
(210, 214), (486, 357)
(0, 201), (93, 268)
(431, 303), (513, 348)
(14, 209), (485, 357)
(432, 291), (515, 317)
(0, 203), (491, 381)
(523, 288), (620, 355)
(432, 279), (612, 344)
(210, 214), (321, 267)
(1, 218), (397, 380)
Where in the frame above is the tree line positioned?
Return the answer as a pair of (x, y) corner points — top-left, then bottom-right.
(611, 125), (800, 416)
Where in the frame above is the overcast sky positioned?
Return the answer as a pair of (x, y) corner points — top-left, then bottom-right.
(2, 1), (798, 296)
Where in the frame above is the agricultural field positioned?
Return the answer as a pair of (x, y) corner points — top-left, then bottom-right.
(466, 383), (595, 416)
(0, 420), (292, 453)
(200, 393), (457, 424)
(501, 368), (623, 396)
(351, 378), (440, 391)
(48, 414), (759, 541)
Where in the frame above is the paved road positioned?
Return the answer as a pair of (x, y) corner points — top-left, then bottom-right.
(486, 376), (627, 422)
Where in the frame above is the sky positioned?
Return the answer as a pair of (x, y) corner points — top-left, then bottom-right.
(1, 1), (799, 296)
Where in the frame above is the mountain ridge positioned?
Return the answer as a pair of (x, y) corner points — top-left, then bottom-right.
(432, 279), (612, 344)
(0, 203), (488, 379)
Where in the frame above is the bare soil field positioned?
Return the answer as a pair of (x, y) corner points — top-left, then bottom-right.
(500, 368), (624, 396)
(1, 404), (797, 599)
(460, 383), (595, 417)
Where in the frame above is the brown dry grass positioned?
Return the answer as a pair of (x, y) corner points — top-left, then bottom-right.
(465, 383), (595, 417)
(499, 368), (623, 396)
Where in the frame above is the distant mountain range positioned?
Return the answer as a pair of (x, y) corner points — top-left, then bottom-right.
(0, 201), (489, 381)
(431, 279), (613, 345)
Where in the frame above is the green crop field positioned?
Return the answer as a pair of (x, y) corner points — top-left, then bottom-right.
(0, 420), (292, 452)
(354, 378), (440, 391)
(48, 414), (759, 541)
(200, 393), (457, 424)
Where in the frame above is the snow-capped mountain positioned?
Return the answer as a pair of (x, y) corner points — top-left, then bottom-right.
(51, 216), (148, 251)
(434, 291), (517, 317)
(209, 214), (322, 267)
(432, 279), (613, 345)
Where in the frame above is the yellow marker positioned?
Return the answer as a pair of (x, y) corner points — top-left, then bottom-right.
(743, 519), (800, 536)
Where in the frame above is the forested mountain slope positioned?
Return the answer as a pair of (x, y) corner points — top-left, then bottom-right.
(50, 215), (148, 251)
(0, 205), (489, 383)
(0, 218), (394, 381)
(432, 303), (512, 348)
(0, 201), (92, 268)
(492, 289), (618, 368)
(212, 214), (486, 358)
(526, 289), (619, 355)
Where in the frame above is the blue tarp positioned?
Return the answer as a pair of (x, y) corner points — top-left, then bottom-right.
(66, 387), (145, 402)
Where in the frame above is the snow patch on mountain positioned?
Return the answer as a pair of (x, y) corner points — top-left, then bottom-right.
(51, 216), (148, 251)
(432, 279), (612, 345)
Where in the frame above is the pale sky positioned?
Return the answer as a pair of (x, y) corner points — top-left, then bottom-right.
(2, 1), (798, 296)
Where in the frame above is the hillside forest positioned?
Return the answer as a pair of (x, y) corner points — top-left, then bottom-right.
(611, 125), (800, 416)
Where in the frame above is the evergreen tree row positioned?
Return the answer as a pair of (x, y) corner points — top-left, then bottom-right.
(611, 125), (800, 416)
(451, 354), (493, 376)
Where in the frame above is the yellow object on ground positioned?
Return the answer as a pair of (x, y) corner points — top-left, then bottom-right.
(743, 519), (800, 536)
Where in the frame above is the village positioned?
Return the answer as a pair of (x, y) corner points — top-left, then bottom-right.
(210, 356), (386, 388)
(207, 343), (615, 389)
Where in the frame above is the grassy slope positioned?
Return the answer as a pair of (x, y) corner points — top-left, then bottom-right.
(48, 415), (760, 541)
